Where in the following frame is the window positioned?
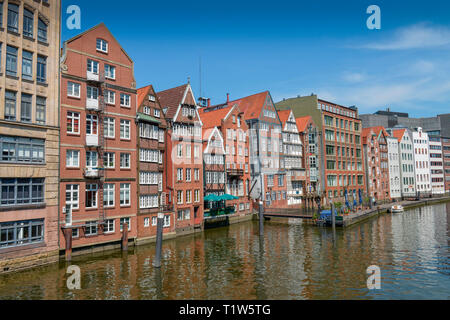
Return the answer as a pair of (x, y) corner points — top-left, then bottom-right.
(67, 82), (81, 98)
(85, 184), (98, 208)
(120, 94), (131, 107)
(105, 64), (115, 79)
(86, 151), (98, 168)
(6, 46), (18, 77)
(177, 168), (183, 181)
(104, 184), (115, 207)
(104, 90), (115, 105)
(120, 120), (131, 139)
(22, 51), (33, 81)
(120, 184), (131, 206)
(186, 190), (192, 204)
(144, 218), (150, 228)
(23, 9), (34, 38)
(154, 109), (160, 118)
(87, 59), (99, 74)
(0, 2), (3, 28)
(5, 91), (17, 121)
(96, 39), (108, 53)
(36, 96), (46, 124)
(177, 190), (183, 204)
(186, 168), (192, 182)
(104, 117), (115, 138)
(140, 195), (158, 209)
(164, 215), (171, 228)
(20, 93), (32, 123)
(120, 153), (130, 169)
(38, 18), (47, 42)
(72, 228), (79, 238)
(103, 152), (115, 169)
(194, 190), (200, 203)
(37, 56), (47, 83)
(66, 150), (80, 167)
(85, 221), (98, 236)
(0, 178), (45, 206)
(67, 112), (80, 134)
(1, 135), (45, 163)
(104, 220), (115, 233)
(194, 168), (200, 181)
(0, 219), (44, 249)
(7, 3), (19, 33)
(65, 185), (79, 210)
(86, 115), (98, 135)
(120, 218), (131, 231)
(87, 86), (98, 100)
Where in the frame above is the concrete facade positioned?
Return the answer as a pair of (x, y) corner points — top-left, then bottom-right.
(0, 0), (60, 273)
(428, 135), (445, 195)
(390, 129), (416, 198)
(387, 135), (401, 199)
(412, 128), (432, 196)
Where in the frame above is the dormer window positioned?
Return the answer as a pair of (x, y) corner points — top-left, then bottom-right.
(96, 39), (108, 53)
(149, 95), (156, 102)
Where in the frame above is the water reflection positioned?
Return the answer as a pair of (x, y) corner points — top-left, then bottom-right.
(0, 204), (449, 300)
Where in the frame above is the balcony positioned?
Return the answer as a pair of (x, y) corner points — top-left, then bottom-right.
(86, 98), (99, 111)
(227, 168), (244, 176)
(84, 168), (100, 179)
(86, 134), (99, 147)
(160, 204), (173, 212)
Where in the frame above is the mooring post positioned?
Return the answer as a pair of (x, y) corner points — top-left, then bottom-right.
(122, 223), (129, 251)
(64, 228), (73, 262)
(153, 212), (164, 268)
(331, 202), (336, 229)
(259, 200), (264, 236)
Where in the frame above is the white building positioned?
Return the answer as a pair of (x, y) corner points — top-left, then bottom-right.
(428, 135), (445, 195)
(386, 135), (401, 199)
(391, 128), (416, 198)
(412, 127), (432, 196)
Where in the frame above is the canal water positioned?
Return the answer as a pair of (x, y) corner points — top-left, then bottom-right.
(0, 203), (449, 300)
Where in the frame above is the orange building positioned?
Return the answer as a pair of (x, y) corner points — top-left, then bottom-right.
(362, 127), (391, 202)
(157, 84), (204, 235)
(59, 24), (138, 251)
(210, 92), (288, 209)
(199, 103), (252, 217)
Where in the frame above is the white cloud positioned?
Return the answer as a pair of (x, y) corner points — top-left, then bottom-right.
(362, 24), (450, 50)
(411, 60), (435, 74)
(342, 72), (366, 83)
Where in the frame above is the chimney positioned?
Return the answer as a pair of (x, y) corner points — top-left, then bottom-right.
(207, 98), (211, 107)
(227, 93), (230, 104)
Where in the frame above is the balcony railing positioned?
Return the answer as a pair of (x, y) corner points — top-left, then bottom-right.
(86, 134), (99, 147)
(227, 168), (244, 176)
(86, 98), (99, 110)
(84, 168), (100, 179)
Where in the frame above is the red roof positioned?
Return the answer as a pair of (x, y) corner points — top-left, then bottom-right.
(277, 109), (292, 127)
(199, 106), (233, 129)
(392, 129), (407, 142)
(157, 84), (189, 120)
(295, 116), (313, 132)
(226, 91), (269, 120)
(137, 85), (152, 108)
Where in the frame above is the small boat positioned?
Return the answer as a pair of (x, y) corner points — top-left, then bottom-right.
(391, 205), (404, 213)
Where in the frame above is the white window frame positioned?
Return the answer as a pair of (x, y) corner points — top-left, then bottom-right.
(120, 93), (131, 108)
(104, 64), (116, 79)
(144, 218), (150, 228)
(120, 218), (131, 232)
(104, 90), (115, 105)
(66, 184), (79, 210)
(120, 153), (131, 169)
(66, 150), (80, 168)
(104, 219), (115, 234)
(120, 183), (131, 207)
(67, 112), (80, 134)
(96, 39), (108, 53)
(67, 82), (80, 98)
(104, 117), (115, 138)
(104, 183), (115, 208)
(120, 120), (131, 140)
(87, 59), (99, 75)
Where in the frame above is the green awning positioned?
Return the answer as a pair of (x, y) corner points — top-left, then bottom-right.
(204, 194), (221, 202)
(137, 113), (161, 124)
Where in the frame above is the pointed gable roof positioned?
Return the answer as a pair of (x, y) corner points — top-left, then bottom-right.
(277, 109), (292, 127)
(137, 85), (152, 107)
(392, 129), (407, 142)
(63, 23), (133, 64)
(199, 105), (234, 129)
(295, 116), (313, 133)
(226, 91), (269, 120)
(157, 84), (189, 120)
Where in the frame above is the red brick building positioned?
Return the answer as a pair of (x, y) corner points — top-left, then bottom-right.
(199, 103), (252, 217)
(442, 137), (450, 194)
(136, 85), (175, 244)
(362, 127), (391, 202)
(213, 92), (288, 209)
(296, 116), (321, 207)
(59, 24), (138, 251)
(157, 84), (204, 234)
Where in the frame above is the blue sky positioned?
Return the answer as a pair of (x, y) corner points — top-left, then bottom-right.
(62, 0), (450, 117)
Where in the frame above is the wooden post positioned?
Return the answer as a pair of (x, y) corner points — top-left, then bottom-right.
(259, 200), (264, 236)
(122, 223), (128, 251)
(153, 213), (164, 268)
(63, 228), (73, 262)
